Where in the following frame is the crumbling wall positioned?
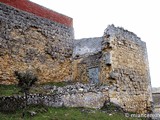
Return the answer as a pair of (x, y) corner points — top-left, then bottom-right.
(71, 25), (152, 113)
(102, 25), (152, 113)
(72, 37), (102, 83)
(152, 93), (160, 113)
(152, 88), (160, 113)
(0, 1), (152, 114)
(0, 3), (74, 84)
(73, 37), (102, 58)
(0, 83), (109, 111)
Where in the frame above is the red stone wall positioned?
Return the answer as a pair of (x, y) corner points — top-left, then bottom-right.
(0, 0), (73, 27)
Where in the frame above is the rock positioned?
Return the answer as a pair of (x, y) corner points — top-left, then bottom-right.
(28, 111), (37, 116)
(62, 92), (109, 109)
(78, 88), (84, 92)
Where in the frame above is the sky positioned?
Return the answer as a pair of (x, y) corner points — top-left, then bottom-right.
(30, 0), (160, 87)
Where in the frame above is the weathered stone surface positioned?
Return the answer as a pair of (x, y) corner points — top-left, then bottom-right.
(73, 37), (102, 58)
(0, 2), (152, 114)
(0, 83), (109, 111)
(152, 88), (160, 114)
(62, 92), (108, 108)
(100, 25), (152, 114)
(72, 25), (152, 113)
(72, 53), (102, 83)
(0, 3), (74, 84)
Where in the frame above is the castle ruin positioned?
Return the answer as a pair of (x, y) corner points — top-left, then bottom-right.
(0, 0), (152, 113)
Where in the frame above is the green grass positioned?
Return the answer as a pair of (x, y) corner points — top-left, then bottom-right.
(0, 84), (20, 96)
(0, 82), (76, 96)
(0, 105), (144, 120)
(0, 82), (67, 96)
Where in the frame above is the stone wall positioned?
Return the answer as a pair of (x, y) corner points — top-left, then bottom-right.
(153, 93), (160, 113)
(73, 37), (102, 58)
(72, 37), (102, 83)
(0, 83), (109, 112)
(152, 88), (160, 114)
(0, 1), (152, 114)
(0, 3), (74, 84)
(72, 25), (152, 113)
(0, 0), (73, 27)
(102, 25), (152, 113)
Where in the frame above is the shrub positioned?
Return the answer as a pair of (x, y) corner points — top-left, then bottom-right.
(14, 70), (38, 118)
(14, 70), (37, 93)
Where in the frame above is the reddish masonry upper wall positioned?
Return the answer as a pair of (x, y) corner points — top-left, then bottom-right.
(0, 0), (73, 27)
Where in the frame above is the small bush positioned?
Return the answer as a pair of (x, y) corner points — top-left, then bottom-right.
(14, 70), (37, 93)
(14, 70), (38, 118)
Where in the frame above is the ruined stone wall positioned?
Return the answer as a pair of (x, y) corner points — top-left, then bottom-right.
(72, 25), (152, 113)
(152, 93), (160, 113)
(72, 37), (102, 83)
(152, 88), (160, 114)
(102, 25), (152, 113)
(0, 83), (109, 112)
(0, 3), (74, 84)
(0, 2), (152, 114)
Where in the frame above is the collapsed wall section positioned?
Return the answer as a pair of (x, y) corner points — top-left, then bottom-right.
(102, 25), (152, 113)
(0, 3), (74, 84)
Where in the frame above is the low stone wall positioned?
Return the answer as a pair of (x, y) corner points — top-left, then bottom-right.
(0, 95), (25, 112)
(152, 93), (160, 114)
(0, 83), (109, 112)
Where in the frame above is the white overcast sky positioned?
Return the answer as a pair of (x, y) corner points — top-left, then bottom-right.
(30, 0), (160, 87)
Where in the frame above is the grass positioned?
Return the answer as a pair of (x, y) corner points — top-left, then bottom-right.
(39, 81), (84, 87)
(0, 82), (67, 96)
(0, 81), (78, 96)
(0, 105), (145, 120)
(0, 84), (20, 96)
